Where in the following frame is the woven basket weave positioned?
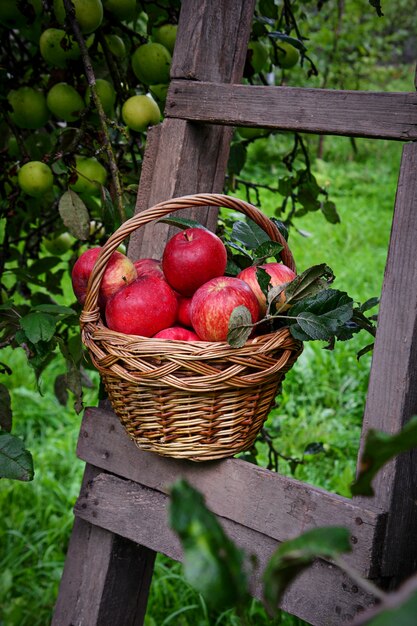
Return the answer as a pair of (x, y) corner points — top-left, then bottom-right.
(80, 193), (303, 461)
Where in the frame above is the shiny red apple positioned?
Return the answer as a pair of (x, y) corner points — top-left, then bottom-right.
(237, 262), (296, 315)
(162, 227), (227, 297)
(190, 276), (260, 342)
(71, 246), (137, 309)
(133, 257), (163, 277)
(153, 326), (200, 341)
(105, 273), (178, 336)
(177, 296), (193, 328)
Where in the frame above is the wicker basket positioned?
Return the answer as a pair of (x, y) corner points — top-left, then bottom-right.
(80, 193), (303, 461)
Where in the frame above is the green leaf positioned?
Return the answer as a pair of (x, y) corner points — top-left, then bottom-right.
(368, 0), (384, 17)
(256, 267), (271, 300)
(268, 32), (307, 52)
(231, 219), (270, 250)
(0, 431), (34, 481)
(321, 200), (340, 224)
(58, 190), (90, 240)
(20, 312), (56, 344)
(271, 218), (289, 242)
(0, 384), (12, 432)
(351, 416), (417, 497)
(157, 216), (207, 230)
(169, 479), (249, 611)
(101, 186), (119, 232)
(354, 577), (417, 625)
(263, 527), (351, 614)
(253, 241), (283, 264)
(228, 142), (247, 176)
(359, 297), (379, 313)
(282, 264), (335, 308)
(227, 305), (253, 348)
(33, 304), (77, 316)
(289, 290), (353, 341)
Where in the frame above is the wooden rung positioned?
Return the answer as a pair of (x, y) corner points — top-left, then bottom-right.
(74, 471), (376, 626)
(77, 407), (386, 577)
(166, 80), (417, 140)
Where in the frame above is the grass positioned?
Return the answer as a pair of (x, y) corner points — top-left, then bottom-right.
(0, 75), (408, 624)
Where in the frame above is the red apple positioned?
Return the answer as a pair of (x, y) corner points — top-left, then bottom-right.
(153, 326), (200, 341)
(133, 257), (163, 277)
(190, 276), (260, 342)
(71, 246), (137, 308)
(177, 296), (193, 328)
(105, 273), (178, 336)
(162, 227), (227, 297)
(237, 262), (296, 315)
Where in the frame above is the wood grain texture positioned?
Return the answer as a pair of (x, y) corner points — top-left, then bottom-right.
(52, 465), (156, 626)
(77, 406), (386, 576)
(166, 80), (417, 140)
(357, 142), (417, 579)
(172, 0), (256, 83)
(128, 0), (256, 262)
(74, 472), (377, 626)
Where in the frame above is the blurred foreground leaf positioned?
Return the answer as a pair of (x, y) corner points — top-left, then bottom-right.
(263, 527), (351, 614)
(351, 416), (417, 496)
(169, 479), (249, 611)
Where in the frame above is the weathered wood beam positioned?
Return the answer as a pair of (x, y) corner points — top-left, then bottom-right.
(74, 471), (377, 626)
(77, 407), (386, 577)
(356, 141), (417, 580)
(165, 80), (417, 140)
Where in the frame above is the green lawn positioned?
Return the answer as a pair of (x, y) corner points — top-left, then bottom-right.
(0, 123), (405, 625)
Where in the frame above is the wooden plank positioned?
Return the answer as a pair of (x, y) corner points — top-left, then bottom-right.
(52, 465), (156, 626)
(74, 472), (377, 626)
(172, 0), (255, 83)
(165, 80), (417, 140)
(128, 0), (255, 261)
(77, 406), (386, 576)
(356, 141), (417, 579)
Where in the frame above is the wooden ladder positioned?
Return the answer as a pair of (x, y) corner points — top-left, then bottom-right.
(52, 1), (417, 624)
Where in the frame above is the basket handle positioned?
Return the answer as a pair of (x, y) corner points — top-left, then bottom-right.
(81, 193), (295, 324)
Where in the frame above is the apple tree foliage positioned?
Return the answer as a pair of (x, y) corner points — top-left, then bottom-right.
(0, 0), (410, 480)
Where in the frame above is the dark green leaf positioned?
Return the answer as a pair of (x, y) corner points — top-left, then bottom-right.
(360, 297), (379, 313)
(282, 264), (335, 307)
(304, 442), (325, 455)
(20, 312), (56, 344)
(278, 176), (293, 197)
(357, 343), (375, 360)
(0, 431), (34, 481)
(321, 201), (340, 224)
(351, 416), (417, 497)
(271, 218), (289, 242)
(258, 0), (278, 19)
(268, 32), (307, 52)
(101, 186), (119, 232)
(368, 0), (383, 17)
(33, 304), (77, 317)
(231, 220), (270, 250)
(289, 290), (353, 341)
(157, 216), (207, 230)
(0, 384), (12, 432)
(169, 479), (249, 611)
(228, 142), (247, 176)
(256, 267), (271, 299)
(253, 241), (283, 264)
(58, 190), (90, 240)
(227, 305), (253, 348)
(29, 257), (62, 275)
(263, 527), (351, 614)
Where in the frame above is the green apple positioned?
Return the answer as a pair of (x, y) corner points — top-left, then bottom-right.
(101, 33), (126, 58)
(47, 83), (85, 122)
(275, 41), (300, 69)
(43, 232), (75, 254)
(247, 40), (269, 74)
(131, 42), (171, 85)
(18, 161), (53, 198)
(103, 0), (136, 21)
(154, 23), (177, 54)
(121, 95), (161, 132)
(70, 156), (107, 195)
(40, 28), (94, 68)
(53, 0), (103, 34)
(0, 0), (42, 28)
(85, 78), (116, 117)
(237, 127), (268, 140)
(149, 83), (169, 109)
(8, 87), (49, 130)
